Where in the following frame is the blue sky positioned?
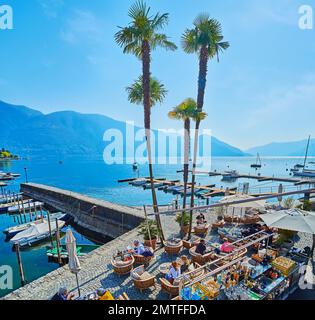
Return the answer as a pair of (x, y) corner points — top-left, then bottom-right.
(0, 0), (314, 150)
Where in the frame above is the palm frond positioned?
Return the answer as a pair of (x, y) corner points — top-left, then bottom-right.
(151, 12), (169, 30)
(181, 28), (199, 54)
(151, 33), (177, 51)
(128, 0), (150, 20)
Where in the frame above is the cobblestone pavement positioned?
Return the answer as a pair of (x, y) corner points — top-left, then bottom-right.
(3, 206), (314, 300)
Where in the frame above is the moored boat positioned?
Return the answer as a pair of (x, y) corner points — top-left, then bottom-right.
(4, 212), (67, 238)
(10, 220), (66, 247)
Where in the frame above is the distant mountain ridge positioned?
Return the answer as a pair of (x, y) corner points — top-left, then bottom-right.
(0, 100), (247, 157)
(247, 138), (315, 156)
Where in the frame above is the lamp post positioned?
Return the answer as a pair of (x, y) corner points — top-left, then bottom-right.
(24, 167), (28, 183)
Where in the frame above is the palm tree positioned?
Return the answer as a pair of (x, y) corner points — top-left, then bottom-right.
(182, 14), (229, 237)
(168, 99), (206, 236)
(126, 76), (167, 106)
(115, 1), (177, 242)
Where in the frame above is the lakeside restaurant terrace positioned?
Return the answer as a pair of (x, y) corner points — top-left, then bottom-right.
(4, 198), (314, 300)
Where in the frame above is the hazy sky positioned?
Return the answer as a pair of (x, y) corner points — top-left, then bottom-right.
(0, 0), (314, 150)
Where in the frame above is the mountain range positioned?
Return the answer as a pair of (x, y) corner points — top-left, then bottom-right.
(0, 100), (247, 157)
(247, 139), (315, 157)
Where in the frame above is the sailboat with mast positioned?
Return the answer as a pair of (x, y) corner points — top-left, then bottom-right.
(293, 135), (315, 177)
(250, 153), (262, 169)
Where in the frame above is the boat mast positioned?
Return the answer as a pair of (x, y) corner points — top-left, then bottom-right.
(257, 153), (261, 166)
(303, 135), (311, 169)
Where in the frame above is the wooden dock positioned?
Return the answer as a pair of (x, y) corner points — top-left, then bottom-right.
(119, 177), (240, 199)
(192, 170), (315, 185)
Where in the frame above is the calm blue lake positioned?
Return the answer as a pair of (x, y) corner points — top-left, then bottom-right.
(0, 155), (312, 297)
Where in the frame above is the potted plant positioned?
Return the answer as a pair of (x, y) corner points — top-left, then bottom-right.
(175, 211), (190, 235)
(138, 220), (159, 250)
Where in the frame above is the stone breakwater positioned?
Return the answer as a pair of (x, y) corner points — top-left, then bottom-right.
(20, 183), (144, 239)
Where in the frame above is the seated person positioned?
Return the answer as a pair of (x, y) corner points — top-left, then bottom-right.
(195, 239), (208, 255)
(51, 287), (75, 301)
(180, 255), (191, 273)
(196, 213), (207, 225)
(133, 240), (153, 257)
(166, 261), (181, 285)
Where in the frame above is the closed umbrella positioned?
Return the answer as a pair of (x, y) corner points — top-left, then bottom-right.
(66, 229), (81, 296)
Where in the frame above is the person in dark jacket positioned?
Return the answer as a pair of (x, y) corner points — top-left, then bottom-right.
(195, 239), (207, 255)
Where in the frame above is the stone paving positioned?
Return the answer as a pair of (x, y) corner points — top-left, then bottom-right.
(3, 206), (314, 300)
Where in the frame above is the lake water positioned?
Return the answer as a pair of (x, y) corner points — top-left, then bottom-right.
(0, 155), (313, 297)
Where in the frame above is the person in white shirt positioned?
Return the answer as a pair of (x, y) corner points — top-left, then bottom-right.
(166, 261), (181, 284)
(133, 240), (145, 255)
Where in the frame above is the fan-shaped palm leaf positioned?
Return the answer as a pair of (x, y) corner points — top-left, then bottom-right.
(126, 76), (167, 107)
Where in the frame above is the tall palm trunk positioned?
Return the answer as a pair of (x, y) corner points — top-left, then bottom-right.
(188, 45), (209, 238)
(142, 40), (165, 242)
(180, 118), (190, 237)
(182, 118), (190, 210)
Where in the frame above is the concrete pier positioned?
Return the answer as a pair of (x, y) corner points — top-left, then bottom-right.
(20, 183), (144, 239)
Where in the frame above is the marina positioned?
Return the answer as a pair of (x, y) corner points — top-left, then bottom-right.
(0, 156), (313, 300)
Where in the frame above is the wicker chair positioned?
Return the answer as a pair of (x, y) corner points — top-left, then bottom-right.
(193, 224), (210, 236)
(160, 278), (180, 298)
(131, 265), (156, 293)
(182, 237), (201, 249)
(164, 240), (183, 255)
(111, 256), (135, 276)
(211, 220), (225, 230)
(189, 246), (214, 265)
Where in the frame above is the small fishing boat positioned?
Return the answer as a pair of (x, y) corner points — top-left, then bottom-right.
(4, 212), (66, 238)
(251, 153), (262, 169)
(221, 170), (239, 181)
(10, 220), (66, 247)
(46, 243), (100, 262)
(8, 201), (44, 214)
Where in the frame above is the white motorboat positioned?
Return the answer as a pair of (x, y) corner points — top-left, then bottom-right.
(4, 212), (66, 238)
(10, 219), (66, 247)
(222, 170), (239, 181)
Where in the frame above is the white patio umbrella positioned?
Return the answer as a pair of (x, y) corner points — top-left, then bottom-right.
(260, 208), (315, 234)
(260, 208), (315, 259)
(66, 228), (82, 296)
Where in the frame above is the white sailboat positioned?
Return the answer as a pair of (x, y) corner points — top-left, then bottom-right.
(293, 136), (315, 178)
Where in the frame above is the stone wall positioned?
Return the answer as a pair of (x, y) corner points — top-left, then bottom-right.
(20, 183), (144, 239)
